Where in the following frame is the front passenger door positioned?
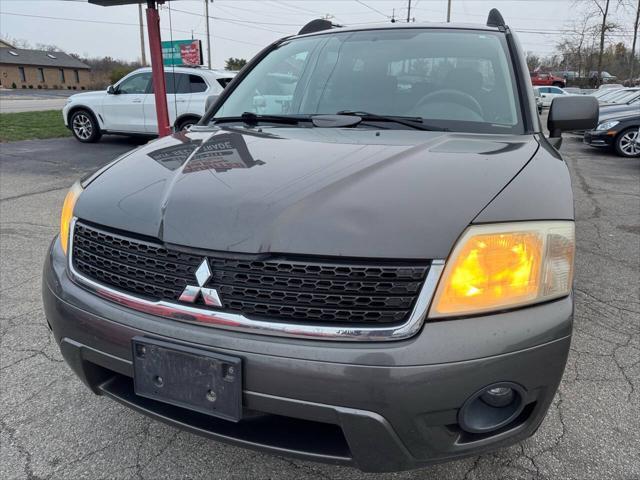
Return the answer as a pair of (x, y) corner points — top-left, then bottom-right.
(102, 72), (151, 132)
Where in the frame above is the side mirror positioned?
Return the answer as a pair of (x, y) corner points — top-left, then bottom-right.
(107, 85), (117, 94)
(548, 95), (598, 139)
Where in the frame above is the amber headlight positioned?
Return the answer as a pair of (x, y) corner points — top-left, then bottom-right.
(60, 182), (83, 255)
(429, 221), (575, 318)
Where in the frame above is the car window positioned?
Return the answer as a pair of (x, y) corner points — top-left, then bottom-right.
(217, 77), (233, 88)
(213, 29), (523, 134)
(164, 72), (189, 94)
(117, 73), (151, 94)
(550, 87), (563, 94)
(189, 75), (207, 93)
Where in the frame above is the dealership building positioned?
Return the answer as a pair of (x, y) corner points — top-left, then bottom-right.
(0, 40), (91, 90)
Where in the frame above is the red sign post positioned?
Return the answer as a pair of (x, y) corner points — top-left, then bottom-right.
(146, 2), (171, 137)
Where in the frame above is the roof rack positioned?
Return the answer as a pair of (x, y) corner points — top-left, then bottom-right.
(298, 19), (335, 35)
(486, 8), (506, 29)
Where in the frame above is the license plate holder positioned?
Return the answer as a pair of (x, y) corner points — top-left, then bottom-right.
(132, 337), (242, 422)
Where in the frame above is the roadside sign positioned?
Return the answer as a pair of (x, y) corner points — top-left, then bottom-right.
(161, 39), (203, 66)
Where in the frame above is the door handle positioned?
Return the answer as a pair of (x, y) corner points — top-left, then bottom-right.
(132, 98), (142, 103)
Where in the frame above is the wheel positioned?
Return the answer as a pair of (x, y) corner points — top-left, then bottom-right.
(70, 109), (101, 143)
(176, 117), (199, 132)
(552, 82), (564, 88)
(614, 128), (640, 158)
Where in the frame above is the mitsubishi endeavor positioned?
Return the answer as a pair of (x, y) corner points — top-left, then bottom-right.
(43, 10), (598, 472)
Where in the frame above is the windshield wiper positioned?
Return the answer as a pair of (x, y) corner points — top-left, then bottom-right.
(336, 110), (448, 131)
(213, 112), (308, 126)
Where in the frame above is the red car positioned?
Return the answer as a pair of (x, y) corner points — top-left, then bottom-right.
(530, 72), (566, 88)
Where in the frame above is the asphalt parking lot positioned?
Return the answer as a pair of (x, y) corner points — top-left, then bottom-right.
(1, 133), (638, 480)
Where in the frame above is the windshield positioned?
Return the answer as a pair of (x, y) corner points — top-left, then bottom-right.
(211, 29), (523, 134)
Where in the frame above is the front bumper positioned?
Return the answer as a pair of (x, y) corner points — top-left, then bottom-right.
(43, 238), (572, 472)
(583, 130), (614, 148)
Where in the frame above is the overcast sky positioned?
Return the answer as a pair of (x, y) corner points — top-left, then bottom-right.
(0, 0), (636, 69)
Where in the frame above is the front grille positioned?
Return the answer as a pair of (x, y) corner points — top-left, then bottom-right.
(72, 221), (430, 325)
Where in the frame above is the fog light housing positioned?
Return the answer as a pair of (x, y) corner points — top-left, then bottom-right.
(481, 386), (515, 407)
(458, 382), (526, 434)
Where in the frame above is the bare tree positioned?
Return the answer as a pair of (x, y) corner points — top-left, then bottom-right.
(556, 14), (595, 79)
(583, 0), (622, 86)
(1, 35), (31, 49)
(526, 52), (541, 72)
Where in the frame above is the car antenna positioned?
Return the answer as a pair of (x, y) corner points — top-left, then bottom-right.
(486, 8), (506, 29)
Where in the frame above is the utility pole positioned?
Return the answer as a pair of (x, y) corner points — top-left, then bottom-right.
(447, 0), (452, 22)
(406, 0), (411, 23)
(138, 3), (146, 65)
(204, 0), (212, 69)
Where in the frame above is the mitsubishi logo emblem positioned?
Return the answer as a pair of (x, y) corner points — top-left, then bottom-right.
(179, 259), (222, 307)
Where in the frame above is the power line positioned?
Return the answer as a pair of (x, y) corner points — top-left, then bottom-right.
(0, 11), (266, 47)
(167, 5), (293, 34)
(354, 0), (390, 19)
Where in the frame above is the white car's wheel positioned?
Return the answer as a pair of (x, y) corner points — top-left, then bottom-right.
(70, 110), (101, 143)
(176, 117), (199, 132)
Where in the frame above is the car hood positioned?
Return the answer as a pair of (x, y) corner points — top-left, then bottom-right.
(75, 127), (539, 259)
(68, 90), (103, 101)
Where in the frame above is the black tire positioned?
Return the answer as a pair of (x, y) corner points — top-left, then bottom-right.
(614, 127), (640, 158)
(552, 82), (565, 88)
(176, 116), (199, 132)
(70, 109), (101, 143)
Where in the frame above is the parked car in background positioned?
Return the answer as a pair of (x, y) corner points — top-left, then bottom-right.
(584, 114), (640, 158)
(600, 88), (639, 105)
(533, 87), (543, 113)
(530, 71), (566, 87)
(534, 85), (570, 107)
(598, 91), (640, 119)
(591, 88), (624, 102)
(63, 67), (235, 142)
(552, 70), (579, 81)
(596, 81), (622, 89)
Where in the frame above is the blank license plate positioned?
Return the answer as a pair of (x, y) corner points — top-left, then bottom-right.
(132, 337), (242, 422)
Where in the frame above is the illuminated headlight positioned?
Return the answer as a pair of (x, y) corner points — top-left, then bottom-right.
(60, 182), (83, 255)
(596, 120), (619, 131)
(429, 221), (575, 318)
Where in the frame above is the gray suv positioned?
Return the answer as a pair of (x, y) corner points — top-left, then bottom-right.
(43, 10), (598, 472)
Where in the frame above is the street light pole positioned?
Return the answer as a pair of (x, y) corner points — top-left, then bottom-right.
(204, 0), (212, 69)
(447, 0), (452, 22)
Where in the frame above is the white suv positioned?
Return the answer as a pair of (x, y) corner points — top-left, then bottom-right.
(63, 66), (235, 142)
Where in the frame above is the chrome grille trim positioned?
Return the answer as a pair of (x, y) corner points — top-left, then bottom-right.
(67, 218), (445, 342)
